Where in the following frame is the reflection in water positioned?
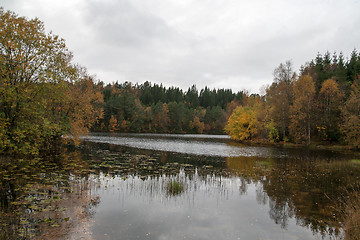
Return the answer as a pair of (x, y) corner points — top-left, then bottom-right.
(227, 155), (360, 237)
(90, 171), (318, 240)
(1, 133), (359, 239)
(81, 139), (359, 240)
(0, 153), (99, 240)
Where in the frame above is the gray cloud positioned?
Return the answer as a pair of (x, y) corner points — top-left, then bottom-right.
(2, 0), (360, 93)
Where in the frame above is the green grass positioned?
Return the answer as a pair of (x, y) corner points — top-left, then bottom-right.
(167, 180), (184, 196)
(350, 159), (360, 164)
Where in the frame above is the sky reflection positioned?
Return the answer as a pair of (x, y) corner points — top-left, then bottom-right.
(82, 134), (280, 158)
(90, 171), (316, 240)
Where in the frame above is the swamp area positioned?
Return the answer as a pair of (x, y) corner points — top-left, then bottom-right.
(1, 133), (360, 240)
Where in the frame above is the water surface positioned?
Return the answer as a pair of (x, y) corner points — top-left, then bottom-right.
(78, 133), (360, 240)
(82, 133), (286, 158)
(1, 133), (358, 239)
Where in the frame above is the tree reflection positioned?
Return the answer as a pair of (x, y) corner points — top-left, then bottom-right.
(255, 183), (268, 205)
(0, 151), (99, 239)
(239, 178), (249, 195)
(268, 200), (294, 229)
(227, 155), (360, 237)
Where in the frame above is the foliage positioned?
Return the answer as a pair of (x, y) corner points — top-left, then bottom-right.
(3, 6), (360, 149)
(225, 106), (259, 141)
(94, 81), (243, 134)
(289, 75), (315, 144)
(341, 76), (360, 148)
(233, 52), (360, 146)
(266, 122), (280, 143)
(317, 78), (343, 141)
(266, 62), (294, 140)
(0, 9), (102, 155)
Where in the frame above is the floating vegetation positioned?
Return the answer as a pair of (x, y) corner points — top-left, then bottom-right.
(0, 153), (98, 240)
(2, 139), (360, 239)
(82, 145), (230, 180)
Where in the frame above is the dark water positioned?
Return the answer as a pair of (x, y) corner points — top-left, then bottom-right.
(1, 133), (360, 239)
(80, 133), (360, 240)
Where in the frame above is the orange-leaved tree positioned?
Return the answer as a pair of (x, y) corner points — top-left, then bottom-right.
(0, 9), (103, 154)
(289, 75), (315, 144)
(317, 78), (343, 141)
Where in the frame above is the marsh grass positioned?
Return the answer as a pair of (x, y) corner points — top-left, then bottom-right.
(344, 192), (360, 240)
(350, 159), (360, 165)
(167, 180), (184, 196)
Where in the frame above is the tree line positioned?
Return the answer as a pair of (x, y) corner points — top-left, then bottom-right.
(1, 8), (360, 156)
(92, 82), (245, 134)
(226, 51), (360, 148)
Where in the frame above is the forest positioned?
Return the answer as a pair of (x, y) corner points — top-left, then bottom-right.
(93, 82), (245, 134)
(1, 7), (360, 156)
(226, 52), (360, 148)
(94, 50), (360, 149)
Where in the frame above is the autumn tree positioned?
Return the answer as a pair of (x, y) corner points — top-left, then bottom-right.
(341, 75), (360, 148)
(154, 103), (170, 132)
(266, 61), (295, 141)
(289, 75), (315, 144)
(225, 106), (259, 141)
(317, 78), (343, 141)
(109, 115), (119, 132)
(273, 60), (294, 83)
(0, 9), (102, 154)
(192, 116), (205, 134)
(226, 99), (241, 118)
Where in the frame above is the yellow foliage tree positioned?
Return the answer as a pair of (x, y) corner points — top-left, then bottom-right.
(225, 106), (259, 141)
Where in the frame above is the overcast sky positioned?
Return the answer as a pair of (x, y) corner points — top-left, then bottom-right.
(2, 0), (360, 93)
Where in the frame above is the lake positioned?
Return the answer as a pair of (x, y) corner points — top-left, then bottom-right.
(1, 133), (360, 239)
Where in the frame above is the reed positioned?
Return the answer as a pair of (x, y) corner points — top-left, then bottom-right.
(344, 192), (360, 240)
(167, 180), (184, 196)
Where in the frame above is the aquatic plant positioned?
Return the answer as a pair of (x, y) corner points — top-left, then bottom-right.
(0, 153), (98, 239)
(166, 180), (184, 196)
